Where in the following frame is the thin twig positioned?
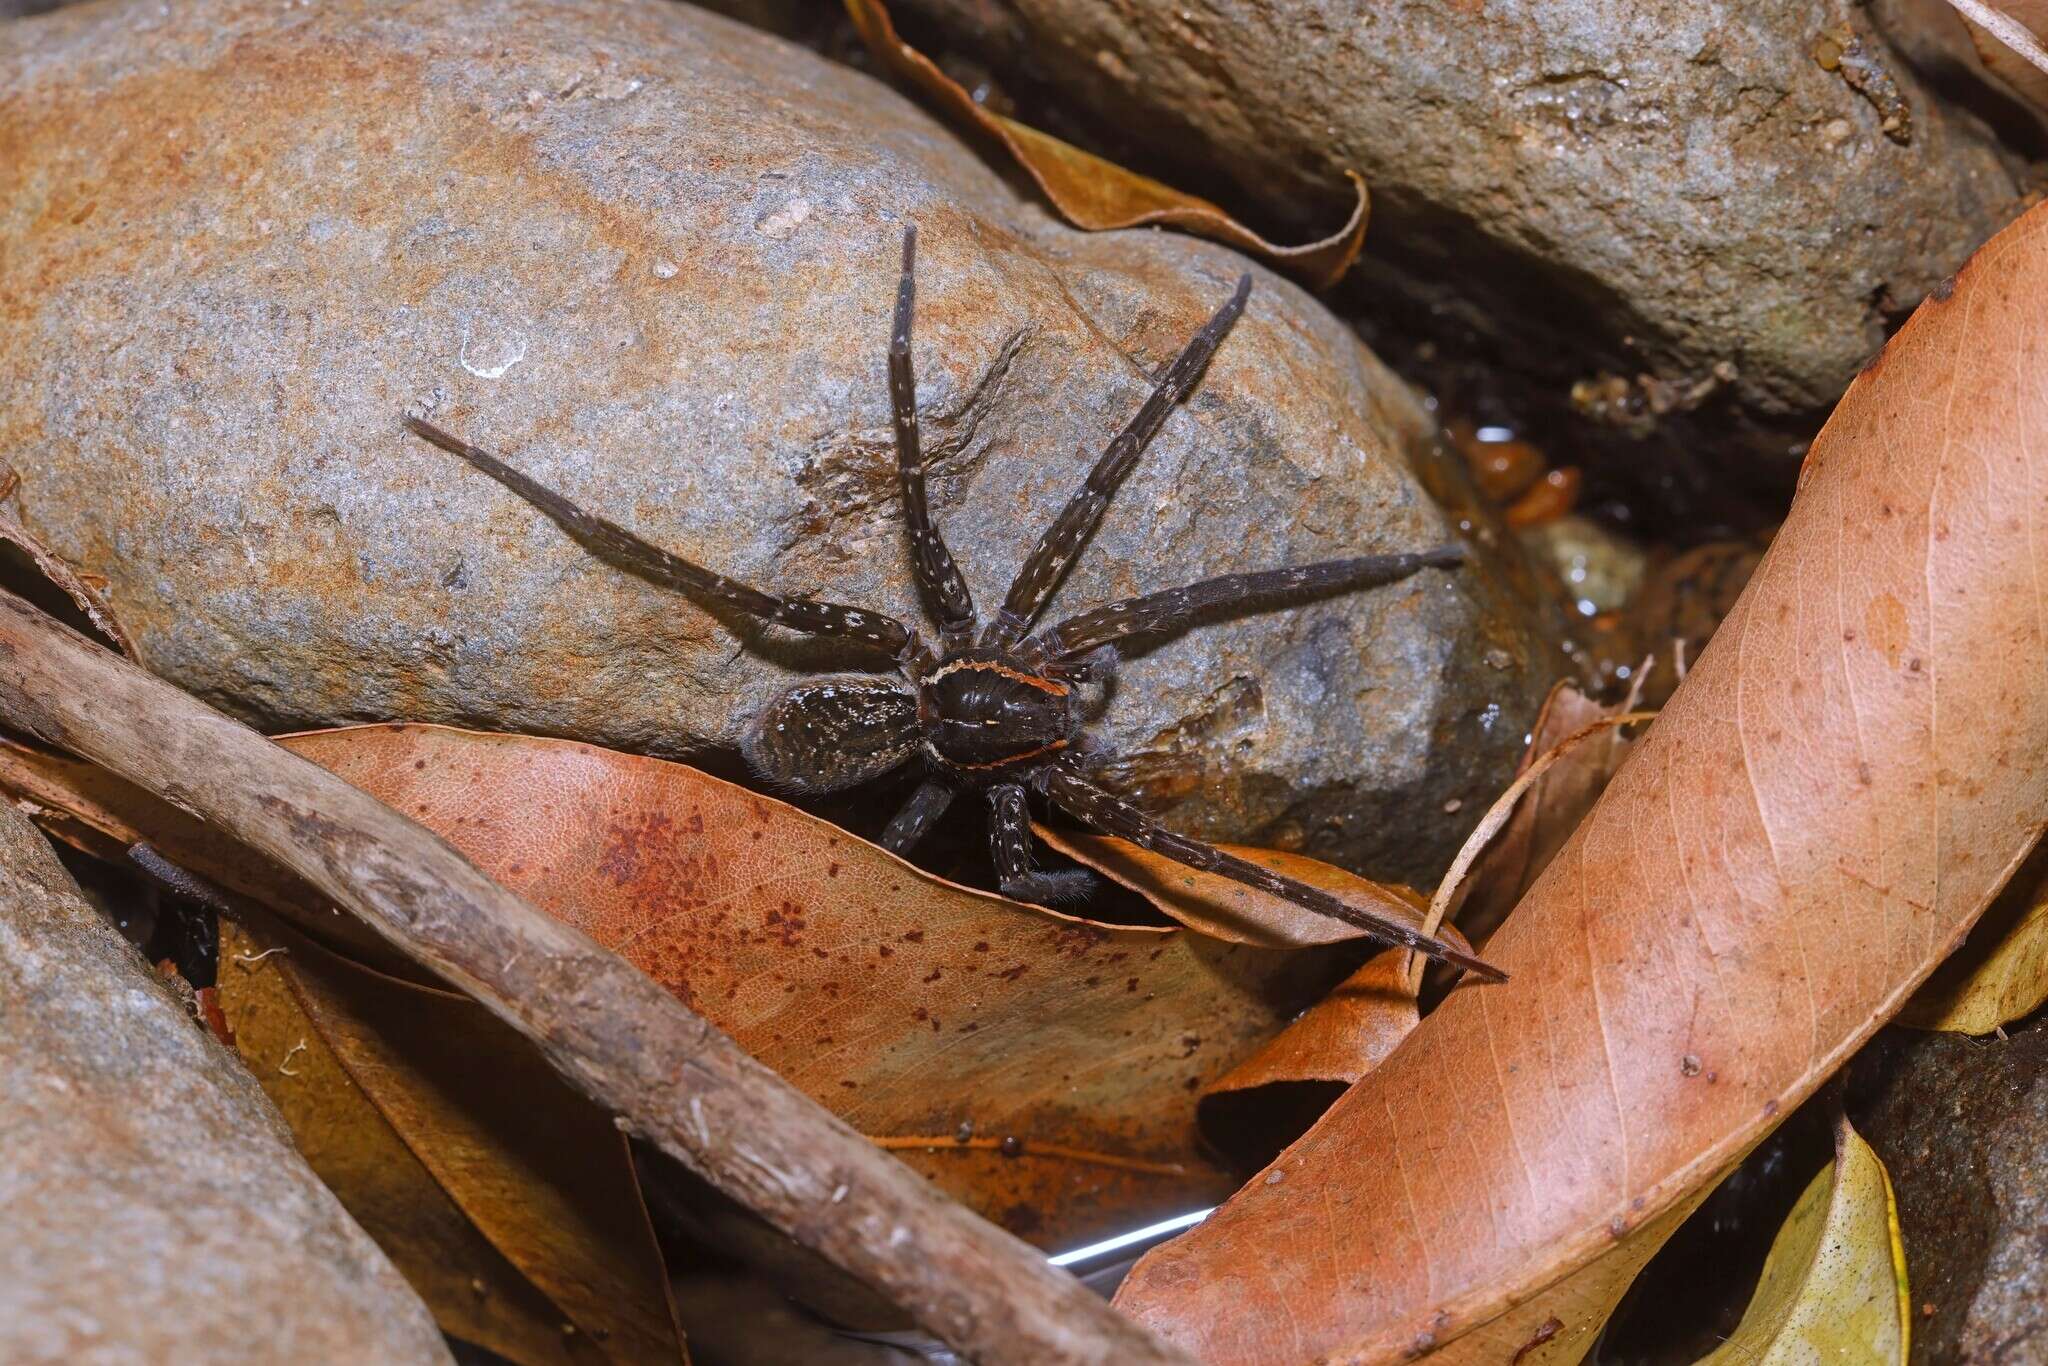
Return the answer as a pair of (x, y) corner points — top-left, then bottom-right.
(0, 590), (1187, 1366)
(869, 1134), (1189, 1177)
(1410, 710), (1659, 990)
(1941, 0), (2048, 80)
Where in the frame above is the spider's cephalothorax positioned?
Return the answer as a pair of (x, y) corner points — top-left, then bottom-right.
(919, 653), (1077, 773)
(404, 227), (1504, 981)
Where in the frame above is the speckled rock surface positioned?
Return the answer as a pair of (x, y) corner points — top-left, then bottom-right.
(0, 0), (1562, 882)
(1853, 1021), (2048, 1365)
(0, 807), (448, 1365)
(877, 0), (2025, 482)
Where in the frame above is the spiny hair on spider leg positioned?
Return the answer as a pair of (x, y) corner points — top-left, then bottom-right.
(740, 674), (921, 794)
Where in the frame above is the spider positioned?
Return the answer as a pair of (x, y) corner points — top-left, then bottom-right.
(404, 227), (1503, 980)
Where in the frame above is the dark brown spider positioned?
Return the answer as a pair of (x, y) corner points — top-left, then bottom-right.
(404, 228), (1503, 981)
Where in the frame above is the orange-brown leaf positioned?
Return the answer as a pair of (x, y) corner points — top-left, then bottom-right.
(1449, 680), (1644, 945)
(843, 0), (1368, 288)
(1193, 946), (1432, 1171)
(1035, 824), (1428, 948)
(0, 726), (1340, 1251)
(1114, 197), (2048, 1363)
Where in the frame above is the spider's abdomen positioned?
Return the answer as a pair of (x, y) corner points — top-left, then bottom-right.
(921, 658), (1074, 772)
(743, 675), (921, 793)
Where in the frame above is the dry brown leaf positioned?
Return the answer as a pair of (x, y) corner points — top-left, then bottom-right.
(842, 0), (1368, 288)
(1033, 826), (1467, 1166)
(1205, 949), (1426, 1093)
(1034, 824), (1428, 947)
(0, 725), (1341, 1251)
(218, 913), (679, 1359)
(1897, 840), (2048, 1033)
(1193, 946), (1431, 1172)
(1113, 199), (2048, 1362)
(219, 913), (634, 1359)
(1448, 681), (1649, 946)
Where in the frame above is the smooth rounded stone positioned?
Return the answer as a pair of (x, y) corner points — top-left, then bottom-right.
(0, 806), (448, 1365)
(0, 0), (1563, 882)
(875, 0), (2023, 477)
(1851, 1022), (2048, 1364)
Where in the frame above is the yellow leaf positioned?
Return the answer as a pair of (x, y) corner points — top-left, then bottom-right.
(1898, 844), (2048, 1034)
(1697, 1119), (1909, 1366)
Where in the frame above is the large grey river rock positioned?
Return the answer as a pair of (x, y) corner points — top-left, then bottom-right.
(0, 805), (448, 1364)
(881, 0), (2024, 485)
(0, 0), (1562, 881)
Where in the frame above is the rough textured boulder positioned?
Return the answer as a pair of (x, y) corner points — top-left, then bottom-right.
(878, 0), (2025, 487)
(0, 0), (1563, 882)
(1854, 1022), (2048, 1364)
(0, 806), (448, 1364)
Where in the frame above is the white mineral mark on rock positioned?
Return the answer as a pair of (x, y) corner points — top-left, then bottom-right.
(459, 323), (528, 380)
(756, 197), (813, 240)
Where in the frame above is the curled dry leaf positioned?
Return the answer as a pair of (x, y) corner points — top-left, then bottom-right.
(219, 917), (682, 1364)
(842, 0), (1369, 288)
(1698, 1118), (1909, 1366)
(1446, 680), (1651, 948)
(1897, 840), (2048, 1033)
(1034, 824), (1429, 948)
(1194, 946), (1434, 1172)
(1035, 826), (1470, 1166)
(1114, 201), (2048, 1362)
(0, 725), (1342, 1252)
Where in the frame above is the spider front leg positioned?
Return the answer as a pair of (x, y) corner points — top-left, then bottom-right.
(1039, 547), (1465, 660)
(987, 783), (1096, 906)
(1039, 767), (1506, 980)
(404, 418), (913, 657)
(889, 226), (978, 652)
(982, 273), (1252, 649)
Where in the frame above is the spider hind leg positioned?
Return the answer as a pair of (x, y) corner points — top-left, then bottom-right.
(1040, 767), (1506, 980)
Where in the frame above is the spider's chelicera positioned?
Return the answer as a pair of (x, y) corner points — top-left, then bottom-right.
(404, 227), (1503, 981)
